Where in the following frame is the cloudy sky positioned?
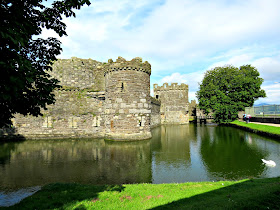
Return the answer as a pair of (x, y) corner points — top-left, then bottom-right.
(42, 0), (280, 105)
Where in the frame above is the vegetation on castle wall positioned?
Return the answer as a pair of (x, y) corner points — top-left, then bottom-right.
(0, 0), (90, 127)
(196, 65), (266, 124)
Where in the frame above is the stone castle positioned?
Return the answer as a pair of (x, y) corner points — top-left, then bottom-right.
(10, 57), (190, 140)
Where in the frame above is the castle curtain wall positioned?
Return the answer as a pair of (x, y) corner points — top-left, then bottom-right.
(154, 83), (189, 124)
(1, 57), (190, 140)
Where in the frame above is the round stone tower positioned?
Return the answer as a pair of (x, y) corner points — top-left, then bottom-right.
(104, 56), (152, 140)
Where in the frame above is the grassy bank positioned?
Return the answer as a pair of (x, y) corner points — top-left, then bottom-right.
(230, 120), (280, 138)
(5, 177), (280, 209)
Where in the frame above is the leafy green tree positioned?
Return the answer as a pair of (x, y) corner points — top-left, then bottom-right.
(0, 0), (90, 127)
(196, 65), (266, 124)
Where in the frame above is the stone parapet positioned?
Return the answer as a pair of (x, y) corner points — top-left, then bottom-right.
(104, 56), (151, 76)
(153, 83), (189, 91)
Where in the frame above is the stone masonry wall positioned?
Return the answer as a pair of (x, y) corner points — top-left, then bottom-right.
(1, 57), (191, 141)
(154, 83), (189, 124)
(12, 90), (105, 139)
(6, 57), (107, 139)
(151, 97), (161, 128)
(104, 57), (152, 140)
(50, 57), (105, 91)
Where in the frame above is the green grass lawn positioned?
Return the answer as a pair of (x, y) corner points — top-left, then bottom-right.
(230, 120), (280, 136)
(4, 177), (280, 209)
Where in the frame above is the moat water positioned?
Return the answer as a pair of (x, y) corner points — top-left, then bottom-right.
(1, 124), (280, 206)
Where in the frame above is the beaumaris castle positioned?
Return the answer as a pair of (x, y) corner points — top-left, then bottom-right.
(10, 56), (191, 140)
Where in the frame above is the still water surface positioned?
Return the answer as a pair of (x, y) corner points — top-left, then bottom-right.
(0, 124), (280, 191)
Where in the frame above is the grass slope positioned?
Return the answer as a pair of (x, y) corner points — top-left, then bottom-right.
(4, 177), (280, 209)
(230, 120), (280, 136)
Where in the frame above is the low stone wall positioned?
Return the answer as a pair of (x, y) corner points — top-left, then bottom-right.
(12, 114), (104, 139)
(161, 111), (189, 124)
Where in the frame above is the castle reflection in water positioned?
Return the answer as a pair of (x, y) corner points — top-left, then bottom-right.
(1, 124), (280, 191)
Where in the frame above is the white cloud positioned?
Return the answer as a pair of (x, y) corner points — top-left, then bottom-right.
(112, 0), (280, 71)
(158, 71), (205, 101)
(160, 72), (204, 91)
(255, 83), (280, 105)
(207, 52), (280, 82)
(45, 0), (280, 70)
(188, 91), (197, 102)
(252, 56), (280, 81)
(208, 54), (254, 69)
(38, 0), (280, 104)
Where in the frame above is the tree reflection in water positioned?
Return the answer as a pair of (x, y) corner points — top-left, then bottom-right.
(199, 125), (268, 180)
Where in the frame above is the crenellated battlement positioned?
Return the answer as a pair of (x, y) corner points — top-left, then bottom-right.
(153, 83), (189, 91)
(104, 56), (151, 76)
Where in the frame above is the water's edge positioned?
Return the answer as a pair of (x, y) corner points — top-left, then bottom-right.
(226, 123), (280, 140)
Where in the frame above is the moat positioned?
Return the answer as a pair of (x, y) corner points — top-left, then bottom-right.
(1, 124), (280, 205)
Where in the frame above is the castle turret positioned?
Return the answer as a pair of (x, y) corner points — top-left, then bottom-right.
(104, 57), (152, 140)
(154, 83), (189, 124)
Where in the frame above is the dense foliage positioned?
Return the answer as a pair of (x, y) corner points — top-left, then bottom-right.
(0, 0), (90, 127)
(196, 65), (266, 124)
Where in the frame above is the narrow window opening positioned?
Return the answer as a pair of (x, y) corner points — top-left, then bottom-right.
(139, 121), (142, 126)
(121, 82), (124, 92)
(156, 95), (159, 99)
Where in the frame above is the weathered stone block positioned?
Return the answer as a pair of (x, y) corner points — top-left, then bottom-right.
(138, 103), (143, 108)
(116, 98), (122, 103)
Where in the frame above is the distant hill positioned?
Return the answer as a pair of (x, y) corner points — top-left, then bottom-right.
(254, 103), (271, 107)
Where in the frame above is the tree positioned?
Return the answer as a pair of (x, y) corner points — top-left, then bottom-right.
(0, 0), (90, 127)
(196, 65), (266, 124)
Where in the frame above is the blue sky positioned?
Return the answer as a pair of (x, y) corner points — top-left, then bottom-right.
(41, 0), (280, 105)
